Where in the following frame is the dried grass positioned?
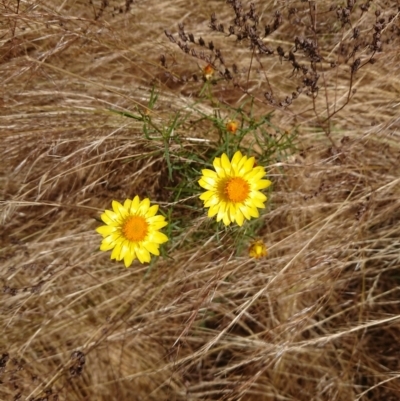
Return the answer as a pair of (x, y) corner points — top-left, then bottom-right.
(1, 0), (400, 400)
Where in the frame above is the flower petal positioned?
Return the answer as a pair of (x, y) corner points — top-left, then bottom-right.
(204, 194), (220, 208)
(143, 241), (160, 255)
(217, 201), (228, 223)
(101, 210), (119, 225)
(254, 179), (271, 190)
(96, 225), (118, 237)
(149, 220), (168, 230)
(229, 202), (237, 222)
(199, 177), (216, 190)
(208, 204), (220, 218)
(130, 195), (140, 213)
(100, 236), (117, 251)
(222, 210), (231, 226)
(250, 198), (265, 209)
(147, 215), (167, 229)
(245, 166), (266, 181)
(240, 204), (251, 220)
(123, 251), (135, 268)
(200, 190), (214, 201)
(252, 191), (267, 202)
(145, 204), (159, 218)
(213, 156), (221, 170)
(136, 246), (151, 264)
(220, 153), (231, 171)
(148, 231), (168, 244)
(232, 152), (246, 173)
(111, 241), (123, 260)
(235, 209), (244, 226)
(112, 200), (127, 217)
(119, 240), (131, 261)
(201, 169), (218, 179)
(138, 198), (150, 215)
(231, 151), (243, 168)
(241, 157), (255, 174)
(247, 205), (259, 218)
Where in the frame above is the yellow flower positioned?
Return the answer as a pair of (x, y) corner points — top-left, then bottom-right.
(198, 150), (271, 226)
(248, 240), (268, 259)
(226, 120), (238, 134)
(96, 196), (168, 267)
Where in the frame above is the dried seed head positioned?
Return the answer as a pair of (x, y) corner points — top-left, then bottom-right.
(164, 30), (175, 43)
(224, 68), (232, 80)
(351, 58), (361, 74)
(159, 54), (166, 67)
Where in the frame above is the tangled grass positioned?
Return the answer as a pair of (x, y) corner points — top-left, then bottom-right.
(1, 0), (400, 400)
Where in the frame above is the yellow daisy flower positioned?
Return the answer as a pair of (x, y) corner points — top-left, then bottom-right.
(96, 196), (168, 267)
(198, 151), (271, 226)
(248, 240), (268, 259)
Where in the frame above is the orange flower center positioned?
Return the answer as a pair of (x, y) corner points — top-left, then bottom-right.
(122, 215), (148, 242)
(224, 177), (250, 203)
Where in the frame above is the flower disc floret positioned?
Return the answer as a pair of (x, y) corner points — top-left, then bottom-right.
(224, 177), (250, 203)
(123, 216), (148, 242)
(96, 196), (168, 267)
(198, 151), (271, 226)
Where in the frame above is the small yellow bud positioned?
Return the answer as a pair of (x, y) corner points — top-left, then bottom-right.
(203, 64), (215, 80)
(248, 240), (268, 259)
(226, 121), (238, 134)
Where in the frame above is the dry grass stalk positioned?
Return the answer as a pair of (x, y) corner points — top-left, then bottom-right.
(1, 0), (400, 400)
